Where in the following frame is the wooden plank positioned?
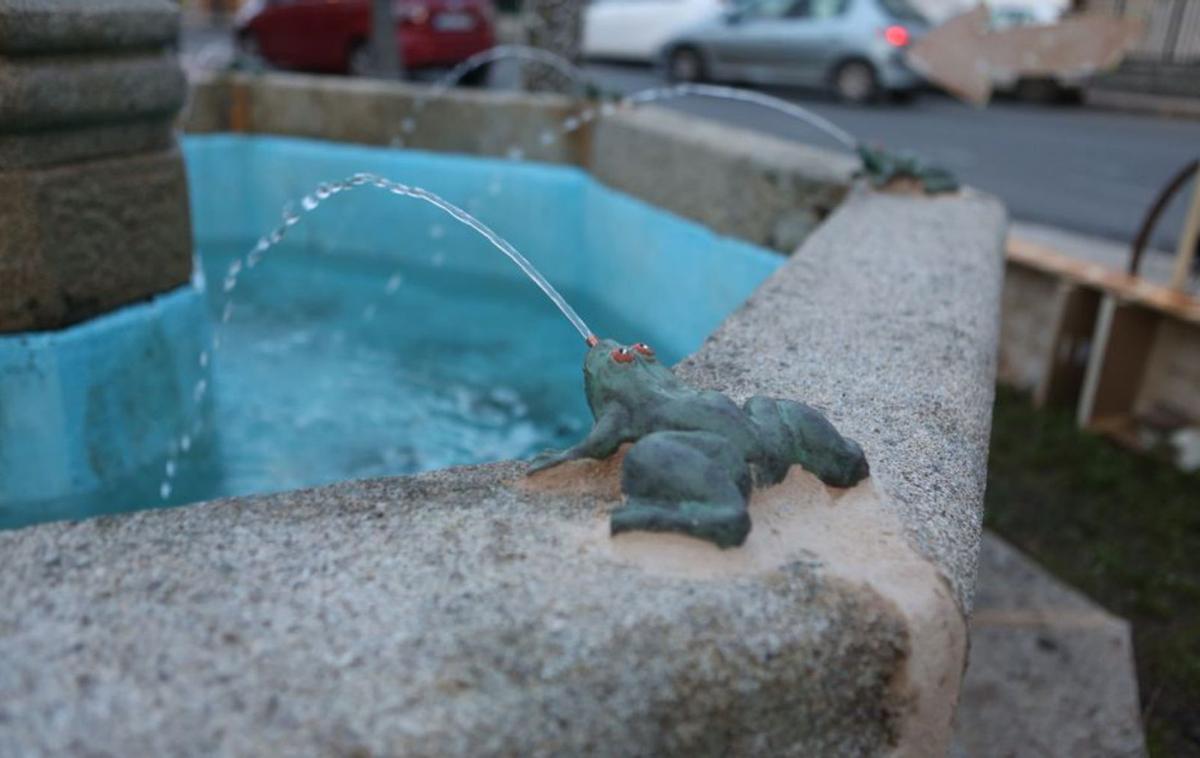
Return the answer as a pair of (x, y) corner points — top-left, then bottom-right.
(1008, 237), (1200, 326)
(1035, 282), (1101, 410)
(1077, 295), (1162, 430)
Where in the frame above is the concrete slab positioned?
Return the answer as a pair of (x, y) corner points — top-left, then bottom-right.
(952, 533), (1146, 758)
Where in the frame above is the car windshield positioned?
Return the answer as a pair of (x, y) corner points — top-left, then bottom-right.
(878, 0), (927, 22)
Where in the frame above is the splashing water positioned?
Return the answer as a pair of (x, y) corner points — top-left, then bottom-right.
(429, 44), (593, 100)
(547, 83), (860, 153)
(393, 45), (595, 147)
(159, 171), (596, 499)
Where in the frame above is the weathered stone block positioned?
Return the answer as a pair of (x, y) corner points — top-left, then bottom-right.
(184, 71), (590, 166)
(0, 53), (186, 132)
(590, 107), (855, 252)
(0, 118), (174, 170)
(0, 146), (192, 332)
(0, 0), (178, 55)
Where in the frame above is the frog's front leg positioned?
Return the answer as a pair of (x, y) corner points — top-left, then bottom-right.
(527, 407), (632, 474)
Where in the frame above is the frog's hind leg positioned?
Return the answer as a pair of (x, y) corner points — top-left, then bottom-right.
(744, 396), (869, 488)
(612, 430), (752, 548)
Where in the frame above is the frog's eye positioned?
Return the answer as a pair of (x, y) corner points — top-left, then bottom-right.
(633, 343), (655, 358)
(611, 347), (634, 364)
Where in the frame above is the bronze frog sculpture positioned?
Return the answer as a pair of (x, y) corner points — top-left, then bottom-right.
(529, 338), (869, 548)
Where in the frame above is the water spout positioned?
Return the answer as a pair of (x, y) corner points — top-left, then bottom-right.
(429, 44), (594, 99)
(618, 84), (859, 152)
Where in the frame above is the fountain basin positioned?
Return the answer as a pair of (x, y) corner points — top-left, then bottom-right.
(0, 134), (780, 529)
(0, 285), (210, 516)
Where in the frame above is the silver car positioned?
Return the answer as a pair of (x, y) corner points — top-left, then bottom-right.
(661, 0), (930, 102)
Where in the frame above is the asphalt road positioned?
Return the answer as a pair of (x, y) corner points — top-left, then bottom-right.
(581, 62), (1200, 252)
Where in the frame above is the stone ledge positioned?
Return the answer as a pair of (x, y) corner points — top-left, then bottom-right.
(185, 71), (589, 166)
(590, 107), (855, 251)
(0, 186), (1005, 755)
(0, 145), (193, 332)
(0, 118), (174, 170)
(0, 0), (179, 55)
(0, 52), (186, 131)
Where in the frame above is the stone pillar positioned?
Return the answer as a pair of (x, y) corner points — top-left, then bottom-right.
(0, 0), (192, 332)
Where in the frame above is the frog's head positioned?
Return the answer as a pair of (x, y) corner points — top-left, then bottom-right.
(582, 338), (671, 417)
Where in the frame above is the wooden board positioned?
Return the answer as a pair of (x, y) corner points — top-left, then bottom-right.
(1008, 237), (1200, 326)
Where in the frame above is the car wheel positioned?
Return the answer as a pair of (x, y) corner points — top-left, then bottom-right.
(667, 47), (706, 84)
(832, 60), (878, 104)
(458, 61), (492, 88)
(235, 31), (268, 70)
(348, 40), (372, 77)
(1014, 77), (1065, 104)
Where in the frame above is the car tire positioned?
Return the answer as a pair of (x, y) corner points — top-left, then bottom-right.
(667, 47), (706, 84)
(832, 59), (879, 104)
(347, 40), (373, 77)
(458, 61), (492, 88)
(235, 30), (268, 69)
(1014, 77), (1065, 104)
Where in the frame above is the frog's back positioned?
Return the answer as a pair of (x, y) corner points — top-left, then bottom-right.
(652, 388), (760, 456)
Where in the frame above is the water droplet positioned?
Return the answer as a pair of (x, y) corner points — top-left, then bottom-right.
(212, 334), (221, 351)
(268, 229), (284, 245)
(254, 238), (270, 253)
(562, 116), (581, 132)
(221, 303), (235, 323)
(165, 460), (177, 478)
(181, 434), (192, 452)
(315, 183), (333, 200)
(281, 201), (297, 220)
(431, 251), (446, 267)
(199, 351), (209, 368)
(579, 107), (596, 122)
(227, 260), (242, 277)
(506, 146), (525, 161)
(487, 178), (502, 196)
(193, 379), (208, 403)
(429, 224), (445, 240)
(362, 305), (377, 322)
(301, 194), (319, 211)
(539, 130), (556, 146)
(402, 117), (416, 133)
(160, 482), (172, 500)
(223, 276), (237, 293)
(247, 250), (263, 268)
(385, 273), (403, 293)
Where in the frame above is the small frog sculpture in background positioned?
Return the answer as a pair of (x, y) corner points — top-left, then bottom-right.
(529, 339), (869, 548)
(857, 144), (960, 194)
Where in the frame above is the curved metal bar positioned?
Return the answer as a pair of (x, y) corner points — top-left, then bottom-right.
(1129, 158), (1199, 277)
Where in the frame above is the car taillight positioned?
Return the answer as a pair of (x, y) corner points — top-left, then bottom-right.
(883, 25), (909, 46)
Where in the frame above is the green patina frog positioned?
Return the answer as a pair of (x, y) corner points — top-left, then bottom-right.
(857, 144), (960, 195)
(529, 338), (869, 548)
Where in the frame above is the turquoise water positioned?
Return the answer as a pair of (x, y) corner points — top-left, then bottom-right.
(0, 136), (781, 529)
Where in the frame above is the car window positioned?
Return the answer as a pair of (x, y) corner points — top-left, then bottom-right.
(878, 0), (927, 22)
(741, 0), (805, 19)
(804, 0), (849, 19)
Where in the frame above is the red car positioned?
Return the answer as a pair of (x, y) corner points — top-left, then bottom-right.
(235, 0), (496, 81)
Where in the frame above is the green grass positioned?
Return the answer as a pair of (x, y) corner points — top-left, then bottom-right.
(985, 386), (1200, 756)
